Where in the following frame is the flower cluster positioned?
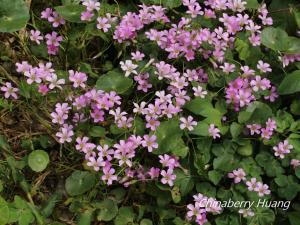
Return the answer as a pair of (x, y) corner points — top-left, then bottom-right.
(41, 8), (65, 27)
(29, 30), (63, 55)
(225, 70), (277, 111)
(2, 0), (300, 224)
(80, 0), (100, 21)
(187, 193), (222, 225)
(114, 4), (169, 43)
(16, 61), (64, 93)
(273, 140), (293, 159)
(75, 134), (180, 187)
(280, 54), (300, 67)
(246, 118), (277, 140)
(228, 168), (271, 197)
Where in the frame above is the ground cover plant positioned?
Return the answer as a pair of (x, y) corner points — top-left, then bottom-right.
(1, 0), (300, 224)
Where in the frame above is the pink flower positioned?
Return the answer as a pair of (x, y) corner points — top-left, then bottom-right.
(24, 68), (42, 84)
(193, 86), (207, 98)
(69, 70), (88, 88)
(187, 204), (202, 219)
(76, 136), (89, 152)
(41, 8), (53, 19)
(148, 167), (160, 179)
(131, 51), (145, 61)
(265, 118), (276, 131)
(246, 177), (258, 191)
(257, 60), (272, 73)
(29, 30), (43, 44)
(220, 62), (235, 74)
(228, 168), (246, 183)
(180, 116), (197, 131)
(249, 33), (261, 46)
(273, 140), (293, 159)
(48, 12), (65, 27)
(291, 159), (300, 168)
(56, 124), (74, 143)
(1, 82), (18, 99)
(16, 61), (31, 73)
(250, 76), (271, 92)
(45, 32), (63, 47)
(141, 135), (158, 152)
(241, 66), (255, 77)
(87, 156), (104, 171)
(264, 86), (278, 102)
(96, 17), (111, 32)
(91, 109), (105, 123)
(254, 182), (271, 197)
(50, 111), (68, 125)
(239, 209), (255, 218)
(159, 154), (177, 169)
(260, 128), (272, 140)
(46, 74), (65, 89)
(101, 167), (117, 185)
(97, 144), (114, 161)
(38, 84), (49, 95)
(161, 169), (176, 186)
(246, 124), (261, 135)
(81, 10), (94, 21)
(208, 124), (220, 139)
(82, 0), (100, 11)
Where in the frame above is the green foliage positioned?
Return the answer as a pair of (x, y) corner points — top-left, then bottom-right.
(65, 171), (97, 196)
(261, 27), (300, 53)
(114, 207), (135, 225)
(261, 27), (290, 51)
(55, 5), (86, 22)
(238, 102), (273, 124)
(185, 97), (223, 126)
(235, 38), (250, 61)
(0, 0), (29, 32)
(154, 118), (188, 157)
(96, 70), (133, 94)
(89, 126), (106, 137)
(278, 70), (300, 95)
(95, 199), (118, 221)
(28, 150), (50, 172)
(1, 0), (300, 224)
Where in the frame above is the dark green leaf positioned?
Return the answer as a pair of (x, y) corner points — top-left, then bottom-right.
(65, 171), (97, 196)
(140, 218), (153, 225)
(230, 122), (243, 139)
(114, 207), (135, 225)
(55, 5), (85, 22)
(0, 197), (9, 225)
(245, 0), (259, 9)
(96, 199), (118, 221)
(208, 170), (223, 185)
(174, 169), (194, 196)
(0, 0), (29, 32)
(278, 70), (300, 95)
(89, 126), (106, 137)
(96, 70), (133, 94)
(261, 27), (289, 51)
(238, 101), (273, 124)
(28, 150), (49, 172)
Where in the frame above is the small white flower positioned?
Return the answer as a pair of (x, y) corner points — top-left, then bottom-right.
(193, 86), (208, 98)
(180, 116), (197, 131)
(120, 60), (138, 77)
(46, 74), (65, 89)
